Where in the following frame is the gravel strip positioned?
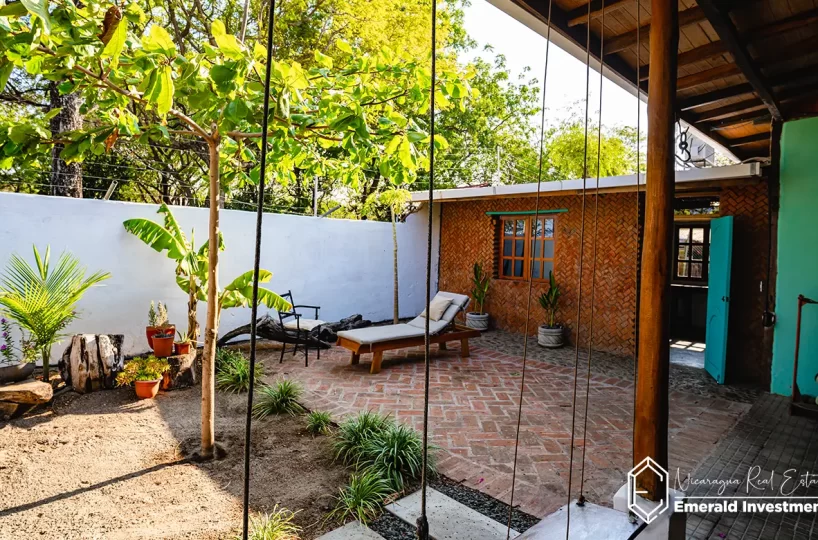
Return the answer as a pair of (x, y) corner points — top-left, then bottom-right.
(369, 511), (416, 540)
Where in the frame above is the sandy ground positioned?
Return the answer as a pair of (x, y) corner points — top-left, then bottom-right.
(0, 379), (348, 539)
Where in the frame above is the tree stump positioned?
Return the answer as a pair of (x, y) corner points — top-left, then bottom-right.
(161, 350), (197, 391)
(59, 334), (124, 394)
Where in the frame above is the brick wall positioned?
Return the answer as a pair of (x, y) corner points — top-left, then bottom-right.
(439, 192), (642, 357)
(438, 183), (774, 385)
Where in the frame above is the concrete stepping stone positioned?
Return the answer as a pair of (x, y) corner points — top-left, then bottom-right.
(515, 501), (641, 539)
(317, 521), (385, 539)
(385, 487), (518, 540)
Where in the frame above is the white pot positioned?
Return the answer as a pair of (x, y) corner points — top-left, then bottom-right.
(538, 325), (564, 348)
(465, 312), (490, 331)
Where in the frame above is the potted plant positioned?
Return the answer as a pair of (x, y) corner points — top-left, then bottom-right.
(465, 262), (491, 330)
(145, 301), (175, 350)
(174, 331), (193, 355)
(537, 271), (563, 348)
(152, 330), (175, 358)
(116, 355), (170, 399)
(0, 318), (37, 384)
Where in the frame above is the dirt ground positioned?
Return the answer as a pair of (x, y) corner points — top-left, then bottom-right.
(0, 379), (349, 540)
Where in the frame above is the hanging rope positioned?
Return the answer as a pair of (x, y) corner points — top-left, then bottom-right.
(631, 0), (642, 516)
(417, 0), (437, 537)
(576, 0), (606, 506)
(505, 0), (554, 534)
(242, 1), (277, 538)
(564, 0), (594, 533)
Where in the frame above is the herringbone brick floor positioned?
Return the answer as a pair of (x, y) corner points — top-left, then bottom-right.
(261, 340), (751, 519)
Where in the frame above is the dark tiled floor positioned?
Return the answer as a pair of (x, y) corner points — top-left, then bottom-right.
(686, 394), (818, 540)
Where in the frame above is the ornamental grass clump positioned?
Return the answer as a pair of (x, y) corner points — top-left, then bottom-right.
(333, 410), (394, 465)
(252, 379), (305, 419)
(361, 422), (433, 491)
(328, 470), (392, 525)
(215, 348), (262, 393)
(306, 410), (333, 435)
(241, 506), (300, 540)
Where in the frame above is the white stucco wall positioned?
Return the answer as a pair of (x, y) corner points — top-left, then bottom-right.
(0, 192), (440, 359)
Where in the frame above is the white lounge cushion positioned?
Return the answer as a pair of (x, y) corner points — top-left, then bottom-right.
(337, 324), (425, 345)
(419, 295), (453, 321)
(283, 318), (325, 331)
(407, 317), (449, 334)
(436, 291), (470, 321)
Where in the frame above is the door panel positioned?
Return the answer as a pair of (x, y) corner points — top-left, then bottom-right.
(705, 216), (734, 384)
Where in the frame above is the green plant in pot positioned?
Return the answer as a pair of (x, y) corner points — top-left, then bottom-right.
(537, 271), (564, 348)
(116, 355), (170, 399)
(465, 263), (491, 330)
(145, 301), (175, 350)
(174, 331), (193, 356)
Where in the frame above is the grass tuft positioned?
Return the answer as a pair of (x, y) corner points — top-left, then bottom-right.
(215, 348), (263, 394)
(333, 410), (394, 465)
(328, 470), (392, 525)
(306, 410), (333, 435)
(361, 422), (433, 491)
(241, 506), (301, 540)
(252, 379), (305, 419)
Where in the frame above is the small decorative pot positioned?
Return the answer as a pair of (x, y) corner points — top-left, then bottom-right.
(146, 325), (175, 349)
(174, 342), (192, 355)
(0, 362), (35, 384)
(538, 325), (564, 348)
(134, 379), (161, 399)
(152, 335), (174, 358)
(465, 312), (490, 331)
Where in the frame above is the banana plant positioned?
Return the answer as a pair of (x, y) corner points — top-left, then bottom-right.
(537, 271), (561, 329)
(124, 204), (291, 343)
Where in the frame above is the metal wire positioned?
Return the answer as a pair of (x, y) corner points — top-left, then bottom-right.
(416, 0), (437, 537)
(504, 0), (555, 535)
(241, 0), (277, 536)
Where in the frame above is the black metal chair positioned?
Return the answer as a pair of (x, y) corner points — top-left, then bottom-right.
(277, 290), (324, 366)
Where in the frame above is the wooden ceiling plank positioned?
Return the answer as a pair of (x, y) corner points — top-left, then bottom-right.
(750, 7), (818, 41)
(696, 0), (783, 121)
(640, 41), (729, 81)
(696, 98), (766, 121)
(567, 0), (633, 27)
(731, 132), (771, 146)
(604, 6), (706, 55)
(677, 64), (743, 91)
(706, 110), (771, 131)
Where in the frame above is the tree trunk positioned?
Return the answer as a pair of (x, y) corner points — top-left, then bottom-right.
(187, 274), (200, 343)
(49, 84), (83, 197)
(392, 206), (399, 324)
(201, 137), (221, 459)
(41, 346), (51, 383)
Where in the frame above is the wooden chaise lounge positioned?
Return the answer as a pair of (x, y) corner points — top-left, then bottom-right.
(336, 292), (480, 374)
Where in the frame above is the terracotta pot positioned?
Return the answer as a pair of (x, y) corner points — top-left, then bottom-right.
(174, 342), (191, 355)
(146, 325), (175, 349)
(152, 335), (174, 358)
(134, 379), (161, 399)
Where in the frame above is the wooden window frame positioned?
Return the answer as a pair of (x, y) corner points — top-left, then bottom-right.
(497, 215), (556, 282)
(673, 221), (710, 285)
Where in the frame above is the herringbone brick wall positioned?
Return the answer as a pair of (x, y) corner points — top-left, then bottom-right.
(439, 192), (642, 357)
(439, 183), (774, 383)
(720, 183), (773, 386)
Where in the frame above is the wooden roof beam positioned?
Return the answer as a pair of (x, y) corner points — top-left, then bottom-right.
(566, 0), (633, 27)
(730, 132), (770, 147)
(677, 64), (742, 91)
(604, 6), (706, 55)
(696, 0), (782, 121)
(750, 7), (818, 42)
(695, 82), (818, 122)
(640, 41), (728, 81)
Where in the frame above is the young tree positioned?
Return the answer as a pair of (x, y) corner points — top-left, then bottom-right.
(0, 0), (469, 458)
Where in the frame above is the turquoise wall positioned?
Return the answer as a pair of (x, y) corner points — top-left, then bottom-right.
(772, 117), (818, 396)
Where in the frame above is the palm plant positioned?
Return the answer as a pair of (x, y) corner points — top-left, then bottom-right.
(0, 246), (110, 381)
(471, 262), (490, 314)
(537, 271), (561, 328)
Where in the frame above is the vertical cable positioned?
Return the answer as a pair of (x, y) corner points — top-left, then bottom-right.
(632, 0), (642, 478)
(565, 0), (593, 535)
(242, 1), (276, 538)
(577, 0), (605, 505)
(505, 0), (554, 536)
(417, 0), (437, 538)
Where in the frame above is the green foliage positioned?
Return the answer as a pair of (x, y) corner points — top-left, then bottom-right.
(328, 470), (392, 525)
(241, 506), (300, 540)
(252, 379), (305, 418)
(471, 262), (490, 314)
(0, 245), (110, 380)
(537, 271), (561, 329)
(306, 410), (333, 435)
(361, 423), (433, 491)
(215, 348), (262, 394)
(147, 301), (169, 327)
(333, 410), (395, 465)
(116, 355), (170, 385)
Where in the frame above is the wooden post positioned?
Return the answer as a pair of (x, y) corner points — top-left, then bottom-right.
(634, 0), (678, 501)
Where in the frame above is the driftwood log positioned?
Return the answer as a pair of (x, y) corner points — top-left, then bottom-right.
(59, 334), (124, 394)
(216, 314), (372, 348)
(161, 351), (197, 390)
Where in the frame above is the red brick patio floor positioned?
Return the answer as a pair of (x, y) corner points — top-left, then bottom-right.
(262, 340), (751, 519)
